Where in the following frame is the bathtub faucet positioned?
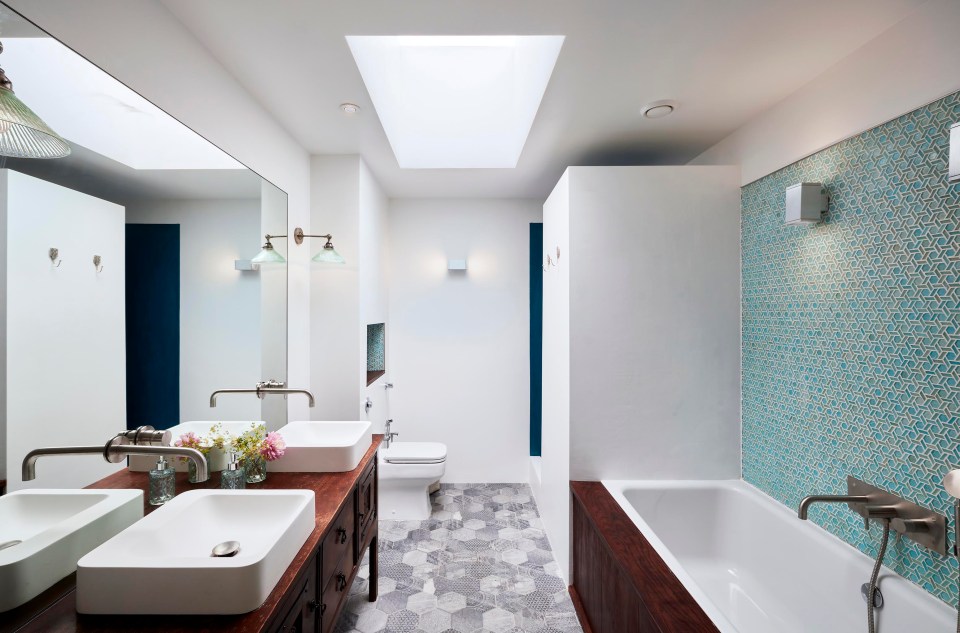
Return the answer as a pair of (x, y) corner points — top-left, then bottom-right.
(798, 493), (902, 529)
(798, 494), (871, 520)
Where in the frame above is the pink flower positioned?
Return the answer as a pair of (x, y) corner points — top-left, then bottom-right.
(260, 432), (286, 461)
(175, 432), (200, 449)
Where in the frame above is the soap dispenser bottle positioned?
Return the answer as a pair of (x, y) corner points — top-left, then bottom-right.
(220, 452), (246, 490)
(148, 456), (175, 505)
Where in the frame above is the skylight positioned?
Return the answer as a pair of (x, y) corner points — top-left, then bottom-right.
(347, 35), (564, 169)
(2, 38), (244, 170)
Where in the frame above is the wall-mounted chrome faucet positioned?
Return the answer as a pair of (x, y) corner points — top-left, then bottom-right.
(798, 494), (871, 520)
(209, 380), (316, 407)
(798, 476), (948, 556)
(22, 434), (209, 483)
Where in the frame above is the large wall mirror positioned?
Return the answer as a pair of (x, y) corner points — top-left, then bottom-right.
(0, 6), (288, 491)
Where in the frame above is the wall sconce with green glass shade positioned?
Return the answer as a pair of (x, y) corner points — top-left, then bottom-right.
(251, 227), (345, 265)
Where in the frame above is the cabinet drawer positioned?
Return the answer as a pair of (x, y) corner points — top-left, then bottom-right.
(322, 494), (355, 586)
(268, 568), (318, 633)
(320, 544), (353, 633)
(356, 460), (376, 536)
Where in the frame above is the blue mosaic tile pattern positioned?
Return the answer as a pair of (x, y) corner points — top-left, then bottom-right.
(742, 91), (960, 604)
(367, 323), (385, 372)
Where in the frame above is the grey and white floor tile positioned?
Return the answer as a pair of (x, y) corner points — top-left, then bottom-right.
(336, 483), (583, 633)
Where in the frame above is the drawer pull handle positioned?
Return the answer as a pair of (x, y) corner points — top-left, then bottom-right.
(308, 599), (321, 612)
(358, 512), (365, 523)
(337, 527), (347, 544)
(321, 602), (327, 616)
(336, 572), (347, 591)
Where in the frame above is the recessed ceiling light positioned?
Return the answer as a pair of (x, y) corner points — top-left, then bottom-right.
(340, 102), (361, 114)
(346, 35), (565, 169)
(642, 100), (677, 119)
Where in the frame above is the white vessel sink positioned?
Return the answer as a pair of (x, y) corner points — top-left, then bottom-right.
(0, 489), (143, 612)
(128, 421), (265, 472)
(76, 489), (315, 615)
(269, 421), (372, 473)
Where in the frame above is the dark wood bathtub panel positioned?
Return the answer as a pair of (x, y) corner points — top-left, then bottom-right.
(570, 481), (719, 633)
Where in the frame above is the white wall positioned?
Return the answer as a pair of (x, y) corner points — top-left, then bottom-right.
(539, 173), (571, 581)
(4, 171), (126, 490)
(309, 156), (390, 425)
(125, 199), (263, 425)
(260, 181), (289, 427)
(537, 166), (741, 581)
(567, 167), (741, 481)
(691, 0), (960, 184)
(310, 156), (362, 420)
(358, 161), (390, 430)
(387, 198), (541, 483)
(10, 0), (314, 421)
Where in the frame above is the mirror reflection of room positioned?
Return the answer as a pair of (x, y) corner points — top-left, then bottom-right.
(0, 15), (287, 493)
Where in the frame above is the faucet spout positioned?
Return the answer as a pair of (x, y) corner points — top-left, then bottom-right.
(798, 494), (871, 520)
(209, 384), (316, 407)
(23, 445), (209, 482)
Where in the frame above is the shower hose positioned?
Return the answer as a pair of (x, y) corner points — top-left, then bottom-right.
(867, 520), (890, 633)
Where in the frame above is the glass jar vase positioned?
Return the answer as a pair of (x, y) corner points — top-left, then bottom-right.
(245, 455), (267, 484)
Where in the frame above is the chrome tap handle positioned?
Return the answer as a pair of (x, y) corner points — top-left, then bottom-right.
(891, 516), (935, 535)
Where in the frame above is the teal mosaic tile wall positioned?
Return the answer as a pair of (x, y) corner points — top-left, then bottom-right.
(742, 91), (960, 603)
(367, 323), (385, 372)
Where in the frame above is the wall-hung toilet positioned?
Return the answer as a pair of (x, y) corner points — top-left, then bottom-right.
(378, 442), (447, 520)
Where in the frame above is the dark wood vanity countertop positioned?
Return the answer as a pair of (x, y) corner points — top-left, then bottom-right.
(2, 435), (383, 633)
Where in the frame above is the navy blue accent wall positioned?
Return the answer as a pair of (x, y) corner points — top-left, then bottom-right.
(530, 223), (543, 457)
(125, 224), (180, 430)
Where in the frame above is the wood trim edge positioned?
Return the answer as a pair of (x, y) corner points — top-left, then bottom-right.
(570, 481), (720, 633)
(568, 585), (594, 633)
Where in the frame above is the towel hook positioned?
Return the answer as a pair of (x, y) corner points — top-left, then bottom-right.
(93, 255), (103, 273)
(48, 247), (62, 268)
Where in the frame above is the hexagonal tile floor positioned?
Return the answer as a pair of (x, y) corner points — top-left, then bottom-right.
(335, 483), (583, 633)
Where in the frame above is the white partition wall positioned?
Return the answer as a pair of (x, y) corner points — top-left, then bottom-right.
(538, 166), (741, 580)
(2, 170), (126, 490)
(539, 172), (572, 581)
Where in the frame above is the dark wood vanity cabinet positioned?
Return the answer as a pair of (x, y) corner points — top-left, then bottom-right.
(270, 457), (378, 633)
(8, 438), (382, 633)
(270, 558), (319, 633)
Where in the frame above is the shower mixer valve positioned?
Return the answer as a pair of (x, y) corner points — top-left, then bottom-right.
(799, 476), (948, 556)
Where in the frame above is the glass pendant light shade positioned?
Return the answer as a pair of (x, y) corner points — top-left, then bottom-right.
(0, 87), (71, 159)
(252, 241), (286, 264)
(0, 42), (70, 159)
(312, 243), (345, 264)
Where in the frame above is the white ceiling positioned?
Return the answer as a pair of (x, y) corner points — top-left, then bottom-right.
(0, 9), (262, 204)
(3, 38), (244, 170)
(161, 0), (926, 199)
(4, 142), (262, 205)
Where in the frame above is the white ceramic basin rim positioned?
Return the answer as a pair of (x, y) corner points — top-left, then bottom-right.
(77, 489), (315, 615)
(0, 489), (144, 613)
(269, 421), (372, 473)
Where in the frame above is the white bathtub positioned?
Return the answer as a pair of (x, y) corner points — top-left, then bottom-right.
(603, 479), (955, 632)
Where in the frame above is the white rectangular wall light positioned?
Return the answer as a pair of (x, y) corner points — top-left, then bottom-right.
(785, 183), (829, 225)
(448, 258), (468, 271)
